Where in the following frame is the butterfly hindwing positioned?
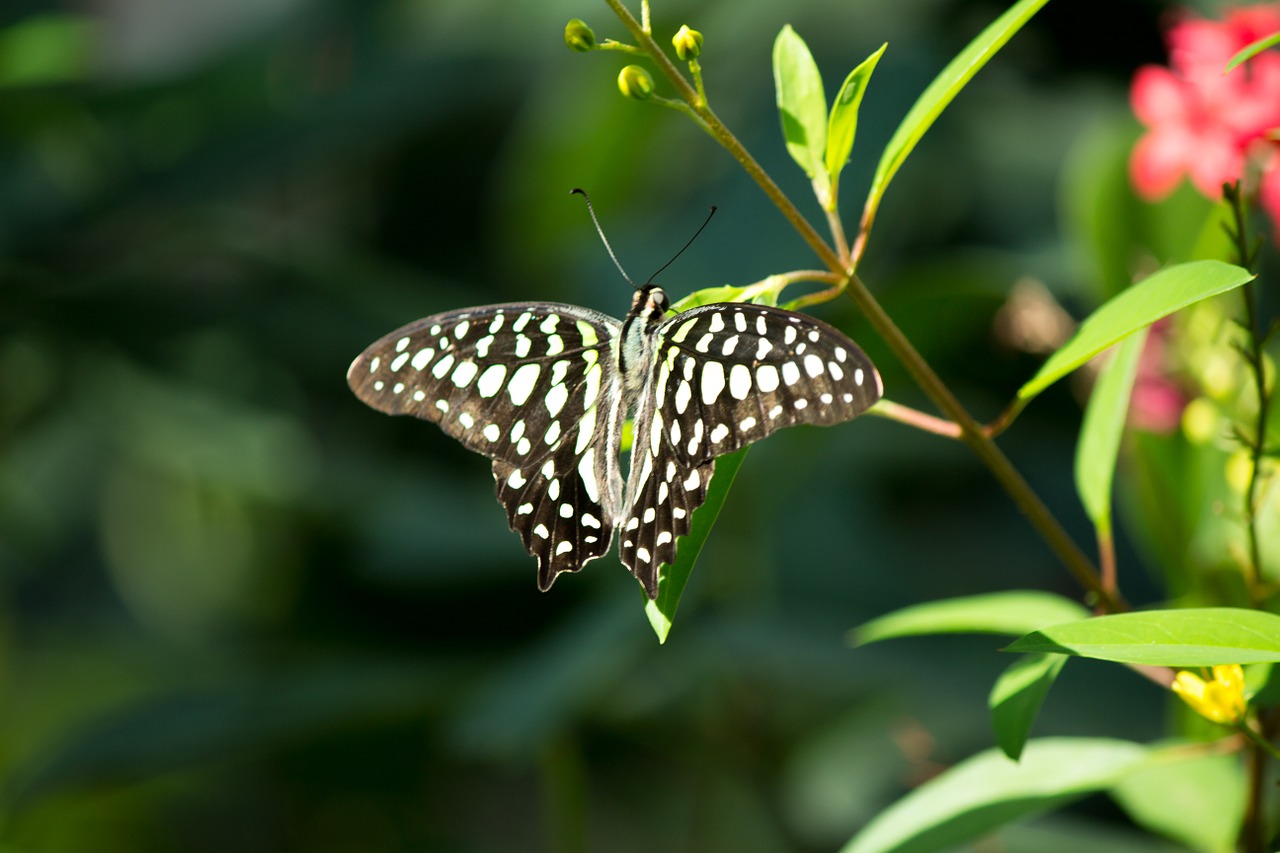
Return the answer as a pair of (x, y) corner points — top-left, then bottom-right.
(347, 302), (627, 589)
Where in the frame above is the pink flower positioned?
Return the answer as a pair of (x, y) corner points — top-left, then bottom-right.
(1129, 5), (1280, 235)
(1128, 318), (1190, 433)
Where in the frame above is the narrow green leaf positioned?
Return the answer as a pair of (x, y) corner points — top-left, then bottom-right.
(773, 25), (830, 200)
(645, 447), (748, 642)
(989, 654), (1067, 761)
(1006, 608), (1280, 666)
(1075, 328), (1148, 534)
(840, 738), (1150, 853)
(1018, 260), (1253, 401)
(824, 43), (887, 203)
(1225, 30), (1280, 73)
(864, 0), (1050, 220)
(852, 591), (1089, 645)
(1111, 751), (1244, 853)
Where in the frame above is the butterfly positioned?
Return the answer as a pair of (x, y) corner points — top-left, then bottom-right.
(347, 282), (882, 598)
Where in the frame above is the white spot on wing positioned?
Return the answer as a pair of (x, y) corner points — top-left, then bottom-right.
(710, 423), (729, 443)
(390, 352), (410, 372)
(451, 360), (479, 387)
(803, 354), (824, 378)
(782, 362), (801, 386)
(483, 423), (500, 442)
(507, 363), (541, 405)
(701, 361), (726, 405)
(545, 383), (568, 417)
(556, 540), (573, 555)
(728, 364), (751, 400)
(581, 445), (599, 504)
(431, 353), (455, 379)
(675, 381), (692, 414)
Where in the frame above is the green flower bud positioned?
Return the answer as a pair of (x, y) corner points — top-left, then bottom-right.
(564, 19), (595, 52)
(617, 65), (654, 100)
(672, 24), (703, 60)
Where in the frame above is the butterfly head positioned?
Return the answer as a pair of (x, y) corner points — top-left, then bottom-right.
(631, 283), (671, 322)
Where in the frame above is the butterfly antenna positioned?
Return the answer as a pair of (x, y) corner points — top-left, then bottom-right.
(645, 205), (716, 284)
(571, 188), (635, 288)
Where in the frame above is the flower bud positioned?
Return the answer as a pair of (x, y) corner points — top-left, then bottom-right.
(617, 65), (654, 100)
(564, 19), (595, 52)
(672, 25), (703, 60)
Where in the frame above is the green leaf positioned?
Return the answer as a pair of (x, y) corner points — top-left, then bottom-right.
(1225, 29), (1280, 73)
(773, 25), (830, 203)
(1018, 260), (1253, 401)
(989, 654), (1067, 761)
(852, 591), (1090, 645)
(840, 738), (1150, 853)
(1005, 608), (1280, 666)
(1074, 328), (1148, 535)
(864, 0), (1050, 222)
(824, 43), (886, 205)
(1111, 750), (1244, 853)
(645, 447), (748, 642)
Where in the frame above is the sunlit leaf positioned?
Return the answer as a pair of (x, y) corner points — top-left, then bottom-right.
(852, 591), (1089, 645)
(1075, 328), (1147, 535)
(773, 25), (830, 202)
(840, 738), (1150, 853)
(1019, 261), (1253, 401)
(1006, 608), (1280, 666)
(1112, 750), (1244, 853)
(864, 0), (1051, 223)
(824, 44), (887, 204)
(646, 448), (748, 642)
(989, 653), (1067, 761)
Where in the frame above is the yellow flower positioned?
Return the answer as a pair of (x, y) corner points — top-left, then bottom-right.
(1171, 664), (1247, 725)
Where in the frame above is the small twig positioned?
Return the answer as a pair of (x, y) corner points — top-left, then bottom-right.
(869, 400), (963, 438)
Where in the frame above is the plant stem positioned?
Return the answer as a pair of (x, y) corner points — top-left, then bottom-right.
(1239, 740), (1267, 853)
(1226, 183), (1268, 605)
(601, 0), (1119, 612)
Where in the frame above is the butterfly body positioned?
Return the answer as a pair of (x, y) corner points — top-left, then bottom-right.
(348, 284), (882, 597)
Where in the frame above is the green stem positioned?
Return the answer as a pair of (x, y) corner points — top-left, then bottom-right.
(600, 0), (1118, 613)
(1226, 183), (1268, 605)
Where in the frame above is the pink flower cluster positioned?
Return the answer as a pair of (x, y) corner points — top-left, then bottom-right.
(1130, 5), (1280, 234)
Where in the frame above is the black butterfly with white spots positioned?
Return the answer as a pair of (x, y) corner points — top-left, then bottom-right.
(347, 281), (882, 598)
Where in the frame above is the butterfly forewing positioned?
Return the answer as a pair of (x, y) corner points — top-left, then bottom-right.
(347, 302), (627, 589)
(616, 302), (882, 593)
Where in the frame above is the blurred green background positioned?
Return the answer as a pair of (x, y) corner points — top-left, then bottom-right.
(0, 0), (1203, 850)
